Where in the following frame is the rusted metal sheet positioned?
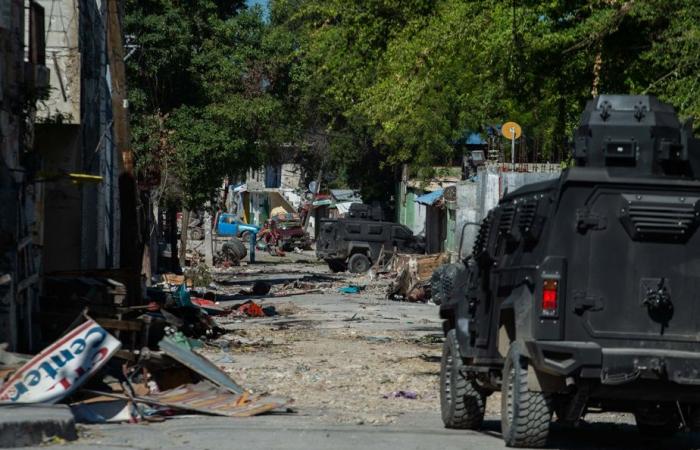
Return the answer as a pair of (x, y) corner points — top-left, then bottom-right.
(147, 381), (288, 417)
(159, 336), (244, 395)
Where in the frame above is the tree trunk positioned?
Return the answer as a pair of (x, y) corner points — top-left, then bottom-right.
(168, 206), (179, 272)
(204, 210), (213, 266)
(179, 209), (190, 269)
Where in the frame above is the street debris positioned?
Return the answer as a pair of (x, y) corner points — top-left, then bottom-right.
(70, 399), (136, 424)
(385, 253), (450, 302)
(133, 381), (287, 417)
(0, 274), (293, 427)
(0, 320), (121, 404)
(159, 335), (244, 395)
(383, 391), (418, 400)
(338, 285), (365, 294)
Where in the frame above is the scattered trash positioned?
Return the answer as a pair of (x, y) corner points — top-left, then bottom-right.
(343, 313), (365, 322)
(230, 301), (277, 318)
(237, 301), (265, 317)
(70, 399), (137, 424)
(338, 285), (365, 294)
(214, 354), (235, 364)
(386, 253), (449, 302)
(191, 297), (226, 315)
(364, 335), (392, 343)
(383, 390), (418, 400)
(0, 319), (121, 403)
(272, 288), (322, 297)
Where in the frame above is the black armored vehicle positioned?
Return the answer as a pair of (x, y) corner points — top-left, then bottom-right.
(438, 95), (700, 447)
(316, 203), (424, 273)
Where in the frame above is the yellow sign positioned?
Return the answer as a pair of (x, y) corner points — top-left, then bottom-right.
(502, 121), (522, 140)
(68, 173), (104, 184)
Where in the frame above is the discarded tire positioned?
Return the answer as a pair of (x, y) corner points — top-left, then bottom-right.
(221, 239), (247, 262)
(501, 342), (552, 448)
(440, 329), (486, 429)
(348, 253), (371, 273)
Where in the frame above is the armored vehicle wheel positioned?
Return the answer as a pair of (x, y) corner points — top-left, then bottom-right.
(440, 329), (486, 429)
(634, 404), (681, 437)
(348, 253), (371, 273)
(326, 259), (347, 273)
(501, 343), (552, 448)
(431, 263), (465, 306)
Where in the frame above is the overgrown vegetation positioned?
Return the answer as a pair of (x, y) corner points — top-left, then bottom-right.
(125, 0), (700, 205)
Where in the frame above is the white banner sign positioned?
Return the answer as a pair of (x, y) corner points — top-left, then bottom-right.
(0, 320), (121, 404)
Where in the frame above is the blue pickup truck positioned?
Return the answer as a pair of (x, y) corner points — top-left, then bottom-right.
(216, 213), (259, 238)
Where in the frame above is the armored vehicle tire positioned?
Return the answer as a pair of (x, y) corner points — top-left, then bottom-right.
(634, 404), (681, 437)
(348, 253), (372, 273)
(326, 259), (347, 273)
(501, 343), (552, 448)
(440, 329), (486, 429)
(431, 263), (465, 306)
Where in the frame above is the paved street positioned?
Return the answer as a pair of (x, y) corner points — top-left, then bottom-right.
(36, 411), (700, 450)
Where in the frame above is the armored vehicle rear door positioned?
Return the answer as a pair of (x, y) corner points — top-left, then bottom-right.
(563, 182), (700, 345)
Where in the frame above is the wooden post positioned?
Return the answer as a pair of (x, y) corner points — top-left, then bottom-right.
(106, 0), (141, 302)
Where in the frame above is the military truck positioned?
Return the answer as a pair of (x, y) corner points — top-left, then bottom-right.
(437, 95), (700, 447)
(316, 212), (424, 273)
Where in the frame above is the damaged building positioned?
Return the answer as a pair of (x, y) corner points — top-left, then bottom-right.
(34, 0), (121, 272)
(0, 0), (135, 353)
(0, 1), (49, 351)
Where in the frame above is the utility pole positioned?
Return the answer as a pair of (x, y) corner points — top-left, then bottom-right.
(107, 0), (141, 302)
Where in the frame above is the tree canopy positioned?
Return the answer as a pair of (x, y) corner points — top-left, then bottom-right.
(125, 0), (700, 205)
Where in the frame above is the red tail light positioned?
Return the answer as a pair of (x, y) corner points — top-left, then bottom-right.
(542, 279), (559, 317)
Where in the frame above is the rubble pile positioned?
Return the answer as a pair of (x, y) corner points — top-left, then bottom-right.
(0, 273), (294, 426)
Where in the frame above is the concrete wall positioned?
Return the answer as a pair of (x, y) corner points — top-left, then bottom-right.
(35, 0), (119, 272)
(35, 0), (81, 123)
(451, 166), (561, 259)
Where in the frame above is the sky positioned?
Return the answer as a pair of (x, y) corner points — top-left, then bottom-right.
(246, 0), (269, 11)
(246, 0), (269, 20)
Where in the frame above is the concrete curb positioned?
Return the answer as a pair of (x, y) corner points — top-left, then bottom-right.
(0, 404), (77, 448)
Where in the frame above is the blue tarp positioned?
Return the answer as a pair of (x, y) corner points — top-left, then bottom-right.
(466, 132), (486, 145)
(414, 189), (444, 206)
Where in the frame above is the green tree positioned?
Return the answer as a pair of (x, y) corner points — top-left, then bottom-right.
(125, 0), (289, 209)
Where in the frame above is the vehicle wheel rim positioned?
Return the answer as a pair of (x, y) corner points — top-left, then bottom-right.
(506, 365), (515, 426)
(444, 349), (453, 408)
